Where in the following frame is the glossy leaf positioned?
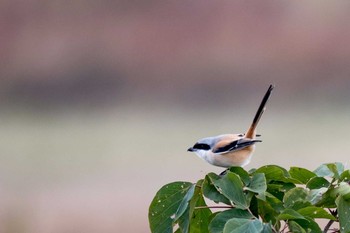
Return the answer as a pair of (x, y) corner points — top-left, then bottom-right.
(313, 186), (337, 208)
(149, 182), (194, 233)
(307, 187), (328, 205)
(264, 192), (284, 212)
(289, 167), (316, 184)
(261, 223), (273, 233)
(178, 207), (190, 233)
(188, 190), (211, 233)
(245, 173), (267, 195)
(306, 177), (330, 189)
(223, 218), (263, 233)
(339, 170), (350, 183)
(335, 182), (350, 200)
(255, 165), (292, 182)
(283, 187), (309, 209)
(228, 166), (251, 185)
(336, 195), (350, 233)
(249, 195), (259, 218)
(293, 216), (322, 233)
(267, 182), (296, 201)
(314, 163), (344, 179)
(297, 206), (336, 220)
(257, 198), (279, 225)
(174, 184), (196, 221)
(277, 209), (307, 221)
(209, 209), (253, 233)
(149, 163), (350, 233)
(334, 162), (345, 178)
(203, 173), (231, 205)
(213, 172), (248, 209)
(178, 180), (210, 233)
(288, 221), (307, 233)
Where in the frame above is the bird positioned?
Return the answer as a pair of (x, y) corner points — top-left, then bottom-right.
(187, 84), (274, 168)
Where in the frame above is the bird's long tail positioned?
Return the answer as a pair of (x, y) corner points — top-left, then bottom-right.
(245, 84), (275, 139)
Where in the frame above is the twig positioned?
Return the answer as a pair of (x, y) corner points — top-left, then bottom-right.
(323, 220), (335, 233)
(279, 221), (288, 233)
(323, 209), (338, 233)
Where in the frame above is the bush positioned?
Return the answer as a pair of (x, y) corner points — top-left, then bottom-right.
(149, 163), (350, 233)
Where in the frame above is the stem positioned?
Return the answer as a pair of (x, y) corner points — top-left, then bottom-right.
(195, 205), (233, 210)
(279, 221), (288, 233)
(247, 208), (255, 217)
(323, 220), (335, 233)
(323, 209), (338, 233)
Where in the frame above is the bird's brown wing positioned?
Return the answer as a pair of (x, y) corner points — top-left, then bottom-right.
(212, 138), (261, 154)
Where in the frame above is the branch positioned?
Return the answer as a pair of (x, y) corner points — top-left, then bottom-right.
(279, 221), (288, 233)
(323, 209), (338, 233)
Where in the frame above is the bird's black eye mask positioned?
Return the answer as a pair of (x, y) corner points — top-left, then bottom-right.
(193, 143), (210, 150)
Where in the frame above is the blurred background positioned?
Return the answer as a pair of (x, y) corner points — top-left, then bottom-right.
(1, 1), (350, 232)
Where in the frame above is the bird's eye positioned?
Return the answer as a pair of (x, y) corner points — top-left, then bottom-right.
(193, 143), (210, 150)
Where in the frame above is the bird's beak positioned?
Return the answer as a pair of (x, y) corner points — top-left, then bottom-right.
(187, 147), (194, 152)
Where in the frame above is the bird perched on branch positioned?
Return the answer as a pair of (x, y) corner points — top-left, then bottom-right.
(187, 84), (275, 168)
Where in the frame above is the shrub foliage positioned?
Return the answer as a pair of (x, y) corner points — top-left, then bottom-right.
(149, 163), (350, 233)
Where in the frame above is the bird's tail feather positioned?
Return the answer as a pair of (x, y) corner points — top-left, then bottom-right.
(246, 84), (274, 138)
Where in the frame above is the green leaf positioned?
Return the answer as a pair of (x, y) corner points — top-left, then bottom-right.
(178, 180), (210, 233)
(289, 167), (316, 184)
(287, 221), (307, 233)
(249, 195), (259, 218)
(149, 182), (193, 233)
(265, 192), (284, 212)
(336, 195), (350, 233)
(277, 209), (307, 221)
(335, 162), (345, 177)
(335, 182), (350, 200)
(267, 182), (296, 201)
(150, 164), (349, 233)
(340, 170), (350, 183)
(178, 207), (190, 233)
(307, 187), (328, 205)
(306, 177), (330, 189)
(213, 171), (248, 209)
(297, 206), (336, 220)
(295, 216), (322, 233)
(289, 217), (322, 233)
(174, 184), (196, 221)
(270, 182), (296, 193)
(283, 187), (309, 209)
(188, 191), (211, 233)
(245, 173), (267, 195)
(314, 162), (344, 179)
(245, 192), (255, 208)
(209, 209), (253, 233)
(261, 223), (273, 233)
(255, 165), (289, 182)
(314, 164), (333, 177)
(313, 186), (337, 208)
(229, 167), (251, 185)
(223, 218), (263, 233)
(248, 168), (257, 174)
(203, 173), (231, 205)
(257, 198), (279, 225)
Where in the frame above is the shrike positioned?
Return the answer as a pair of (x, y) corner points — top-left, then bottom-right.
(187, 84), (274, 168)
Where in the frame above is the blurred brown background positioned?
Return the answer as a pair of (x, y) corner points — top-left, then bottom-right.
(1, 1), (350, 232)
